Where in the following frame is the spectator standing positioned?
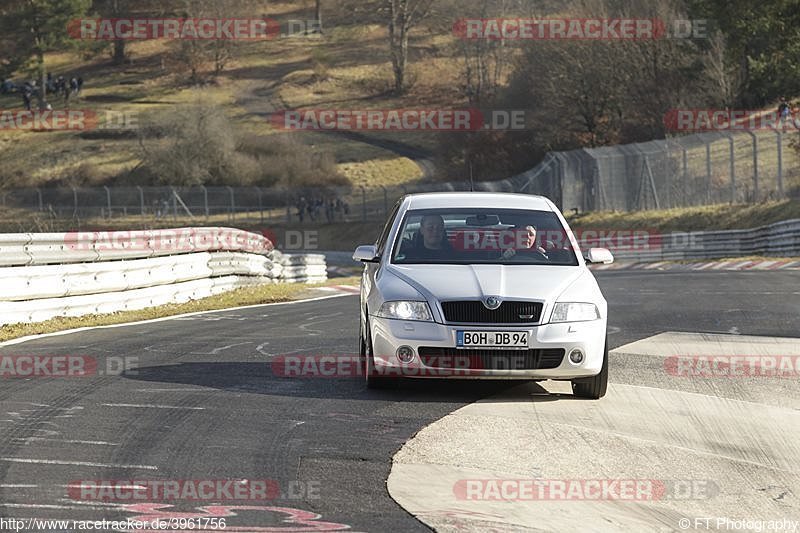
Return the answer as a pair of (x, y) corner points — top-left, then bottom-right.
(778, 97), (791, 130)
(21, 89), (32, 111)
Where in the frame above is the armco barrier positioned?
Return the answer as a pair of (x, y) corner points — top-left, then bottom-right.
(607, 219), (800, 262)
(0, 275), (270, 326)
(0, 227), (272, 267)
(0, 228), (326, 326)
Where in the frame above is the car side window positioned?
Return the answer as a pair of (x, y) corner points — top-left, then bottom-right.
(376, 202), (401, 256)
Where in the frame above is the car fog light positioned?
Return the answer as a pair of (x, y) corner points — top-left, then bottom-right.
(568, 348), (585, 365)
(396, 346), (415, 363)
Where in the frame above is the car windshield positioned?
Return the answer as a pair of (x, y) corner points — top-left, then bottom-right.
(391, 208), (579, 266)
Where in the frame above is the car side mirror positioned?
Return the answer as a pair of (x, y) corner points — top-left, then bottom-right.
(585, 247), (614, 265)
(353, 245), (380, 263)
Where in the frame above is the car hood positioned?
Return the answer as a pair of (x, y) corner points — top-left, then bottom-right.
(384, 264), (586, 304)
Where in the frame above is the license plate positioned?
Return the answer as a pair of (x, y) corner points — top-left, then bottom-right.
(456, 331), (529, 349)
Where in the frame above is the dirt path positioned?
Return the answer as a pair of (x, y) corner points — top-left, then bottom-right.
(235, 77), (437, 180)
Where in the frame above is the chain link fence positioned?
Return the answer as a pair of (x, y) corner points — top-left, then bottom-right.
(514, 128), (799, 213)
(2, 129), (797, 228)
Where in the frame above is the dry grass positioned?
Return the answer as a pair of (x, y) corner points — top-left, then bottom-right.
(5, 3), (797, 196)
(567, 200), (800, 232)
(675, 129), (800, 201)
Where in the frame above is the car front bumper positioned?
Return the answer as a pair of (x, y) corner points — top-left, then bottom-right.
(369, 316), (607, 379)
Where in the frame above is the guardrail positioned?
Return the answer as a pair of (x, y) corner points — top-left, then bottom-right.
(0, 228), (327, 326)
(605, 219), (800, 262)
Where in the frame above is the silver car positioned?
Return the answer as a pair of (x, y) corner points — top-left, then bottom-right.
(354, 192), (614, 398)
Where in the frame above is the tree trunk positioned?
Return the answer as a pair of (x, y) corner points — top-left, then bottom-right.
(111, 0), (127, 64)
(315, 0), (323, 33)
(37, 51), (47, 109)
(113, 40), (127, 64)
(388, 3), (408, 95)
(392, 36), (408, 94)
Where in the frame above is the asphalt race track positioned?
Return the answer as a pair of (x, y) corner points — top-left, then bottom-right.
(0, 270), (798, 532)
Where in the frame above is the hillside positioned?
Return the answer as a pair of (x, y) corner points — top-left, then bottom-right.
(0, 1), (470, 190)
(1, 0), (799, 199)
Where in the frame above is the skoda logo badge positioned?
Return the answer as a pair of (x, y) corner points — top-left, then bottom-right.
(484, 297), (501, 310)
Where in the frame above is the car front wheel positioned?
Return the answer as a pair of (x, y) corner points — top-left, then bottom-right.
(571, 337), (608, 399)
(362, 318), (393, 389)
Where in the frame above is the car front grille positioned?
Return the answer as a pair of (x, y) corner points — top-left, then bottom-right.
(440, 300), (543, 324)
(417, 347), (564, 370)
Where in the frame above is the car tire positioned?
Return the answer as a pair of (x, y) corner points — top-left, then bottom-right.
(362, 319), (394, 390)
(571, 337), (608, 399)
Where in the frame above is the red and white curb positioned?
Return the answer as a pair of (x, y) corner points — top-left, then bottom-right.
(318, 285), (360, 294)
(590, 259), (800, 272)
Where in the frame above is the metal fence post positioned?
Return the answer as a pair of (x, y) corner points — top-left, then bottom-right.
(552, 153), (566, 209)
(201, 185), (209, 221)
(665, 139), (684, 209)
(360, 186), (367, 222)
(103, 186), (112, 218)
(721, 133), (735, 203)
(257, 188), (264, 225)
(71, 187), (78, 218)
(745, 132), (759, 202)
(136, 186), (144, 218)
(776, 131), (784, 197)
(382, 186), (388, 217)
(37, 188), (43, 212)
(227, 186), (235, 222)
(705, 141), (712, 204)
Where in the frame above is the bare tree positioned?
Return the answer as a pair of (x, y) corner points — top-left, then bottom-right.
(384, 0), (434, 94)
(455, 0), (525, 105)
(703, 32), (741, 109)
(172, 0), (246, 82)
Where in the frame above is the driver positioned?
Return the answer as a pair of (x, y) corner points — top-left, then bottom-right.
(400, 214), (454, 260)
(501, 225), (549, 260)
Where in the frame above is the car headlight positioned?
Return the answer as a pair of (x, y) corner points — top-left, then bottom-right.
(377, 301), (433, 322)
(550, 302), (600, 323)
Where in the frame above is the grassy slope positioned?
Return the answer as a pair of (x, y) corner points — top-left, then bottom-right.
(567, 199), (800, 232)
(1, 2), (797, 194)
(0, 2), (443, 188)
